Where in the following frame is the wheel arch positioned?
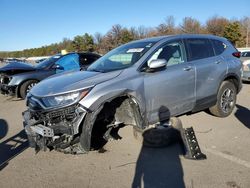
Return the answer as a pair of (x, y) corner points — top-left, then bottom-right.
(222, 73), (241, 93)
(79, 92), (147, 151)
(16, 79), (40, 98)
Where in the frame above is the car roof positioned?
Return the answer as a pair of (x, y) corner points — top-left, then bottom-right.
(132, 34), (225, 44)
(57, 52), (101, 57)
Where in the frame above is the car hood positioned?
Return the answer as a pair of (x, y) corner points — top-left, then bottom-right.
(30, 70), (123, 97)
(0, 62), (35, 74)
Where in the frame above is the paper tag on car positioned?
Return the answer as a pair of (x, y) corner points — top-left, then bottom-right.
(127, 48), (144, 53)
(53, 56), (61, 59)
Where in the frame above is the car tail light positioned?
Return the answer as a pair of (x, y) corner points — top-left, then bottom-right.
(232, 52), (241, 58)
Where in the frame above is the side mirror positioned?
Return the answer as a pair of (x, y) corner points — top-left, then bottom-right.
(52, 64), (64, 70)
(148, 59), (166, 70)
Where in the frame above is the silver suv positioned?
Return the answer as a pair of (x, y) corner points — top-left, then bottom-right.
(23, 34), (242, 154)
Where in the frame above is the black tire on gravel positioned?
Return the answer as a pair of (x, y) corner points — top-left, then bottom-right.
(79, 106), (107, 153)
(19, 80), (38, 99)
(209, 81), (237, 117)
(134, 117), (183, 148)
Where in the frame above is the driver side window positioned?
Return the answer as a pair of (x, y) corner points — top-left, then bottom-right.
(55, 54), (80, 73)
(148, 41), (185, 67)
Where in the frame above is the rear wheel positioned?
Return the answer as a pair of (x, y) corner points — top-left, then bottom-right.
(19, 80), (38, 99)
(209, 81), (236, 117)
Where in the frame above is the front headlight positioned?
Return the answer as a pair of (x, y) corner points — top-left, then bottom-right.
(0, 75), (12, 84)
(41, 89), (91, 108)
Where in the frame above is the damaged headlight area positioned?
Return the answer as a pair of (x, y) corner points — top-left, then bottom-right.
(0, 74), (12, 84)
(0, 74), (16, 95)
(42, 92), (81, 107)
(34, 88), (91, 109)
(23, 89), (91, 154)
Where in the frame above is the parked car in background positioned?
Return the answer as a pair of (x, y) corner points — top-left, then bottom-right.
(23, 34), (242, 154)
(35, 58), (49, 64)
(242, 59), (250, 82)
(239, 50), (250, 82)
(240, 51), (250, 62)
(0, 52), (101, 99)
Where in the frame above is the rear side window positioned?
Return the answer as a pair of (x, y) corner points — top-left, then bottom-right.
(186, 38), (214, 61)
(211, 39), (226, 55)
(79, 55), (99, 66)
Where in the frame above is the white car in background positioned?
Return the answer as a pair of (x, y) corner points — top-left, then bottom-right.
(238, 49), (250, 81)
(242, 59), (250, 81)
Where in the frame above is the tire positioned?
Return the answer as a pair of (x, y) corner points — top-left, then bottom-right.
(79, 106), (107, 152)
(134, 117), (183, 148)
(19, 80), (38, 99)
(209, 81), (237, 117)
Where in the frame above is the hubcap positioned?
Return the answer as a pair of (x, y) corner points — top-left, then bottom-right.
(220, 88), (235, 113)
(26, 83), (37, 93)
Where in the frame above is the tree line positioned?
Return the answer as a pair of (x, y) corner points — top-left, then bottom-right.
(1, 16), (250, 58)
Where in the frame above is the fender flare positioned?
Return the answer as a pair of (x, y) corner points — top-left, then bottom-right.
(221, 72), (241, 93)
(16, 79), (40, 97)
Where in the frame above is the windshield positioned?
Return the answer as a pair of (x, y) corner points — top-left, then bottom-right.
(36, 55), (62, 69)
(87, 41), (156, 72)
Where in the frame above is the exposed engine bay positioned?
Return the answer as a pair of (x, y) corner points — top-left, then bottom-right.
(23, 104), (87, 153)
(23, 96), (142, 154)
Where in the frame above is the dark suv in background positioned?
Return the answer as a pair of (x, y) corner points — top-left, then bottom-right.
(0, 52), (101, 99)
(23, 34), (242, 154)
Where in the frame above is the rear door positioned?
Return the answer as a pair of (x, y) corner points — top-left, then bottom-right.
(143, 40), (195, 123)
(184, 38), (228, 107)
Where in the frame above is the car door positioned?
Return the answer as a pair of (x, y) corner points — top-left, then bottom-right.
(143, 40), (195, 124)
(55, 53), (80, 73)
(184, 38), (228, 108)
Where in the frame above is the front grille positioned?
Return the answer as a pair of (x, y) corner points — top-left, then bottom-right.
(46, 106), (76, 118)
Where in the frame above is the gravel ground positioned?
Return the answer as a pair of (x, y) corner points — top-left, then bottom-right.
(0, 83), (250, 188)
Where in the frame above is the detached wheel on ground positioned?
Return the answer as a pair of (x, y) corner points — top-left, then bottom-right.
(209, 81), (237, 117)
(133, 117), (182, 148)
(19, 80), (38, 99)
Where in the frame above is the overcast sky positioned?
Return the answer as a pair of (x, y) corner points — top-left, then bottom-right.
(0, 0), (249, 51)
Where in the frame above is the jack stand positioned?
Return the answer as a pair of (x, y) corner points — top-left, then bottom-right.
(142, 117), (207, 160)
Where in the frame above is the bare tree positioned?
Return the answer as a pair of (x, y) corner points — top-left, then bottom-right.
(94, 32), (103, 44)
(206, 16), (229, 36)
(179, 17), (202, 34)
(157, 16), (176, 35)
(241, 17), (250, 47)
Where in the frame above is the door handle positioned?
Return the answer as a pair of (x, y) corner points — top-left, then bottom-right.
(183, 66), (193, 71)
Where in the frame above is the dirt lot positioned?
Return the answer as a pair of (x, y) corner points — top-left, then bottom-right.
(0, 84), (250, 188)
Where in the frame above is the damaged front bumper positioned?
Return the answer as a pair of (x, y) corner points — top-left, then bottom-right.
(0, 83), (17, 96)
(23, 104), (87, 153)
